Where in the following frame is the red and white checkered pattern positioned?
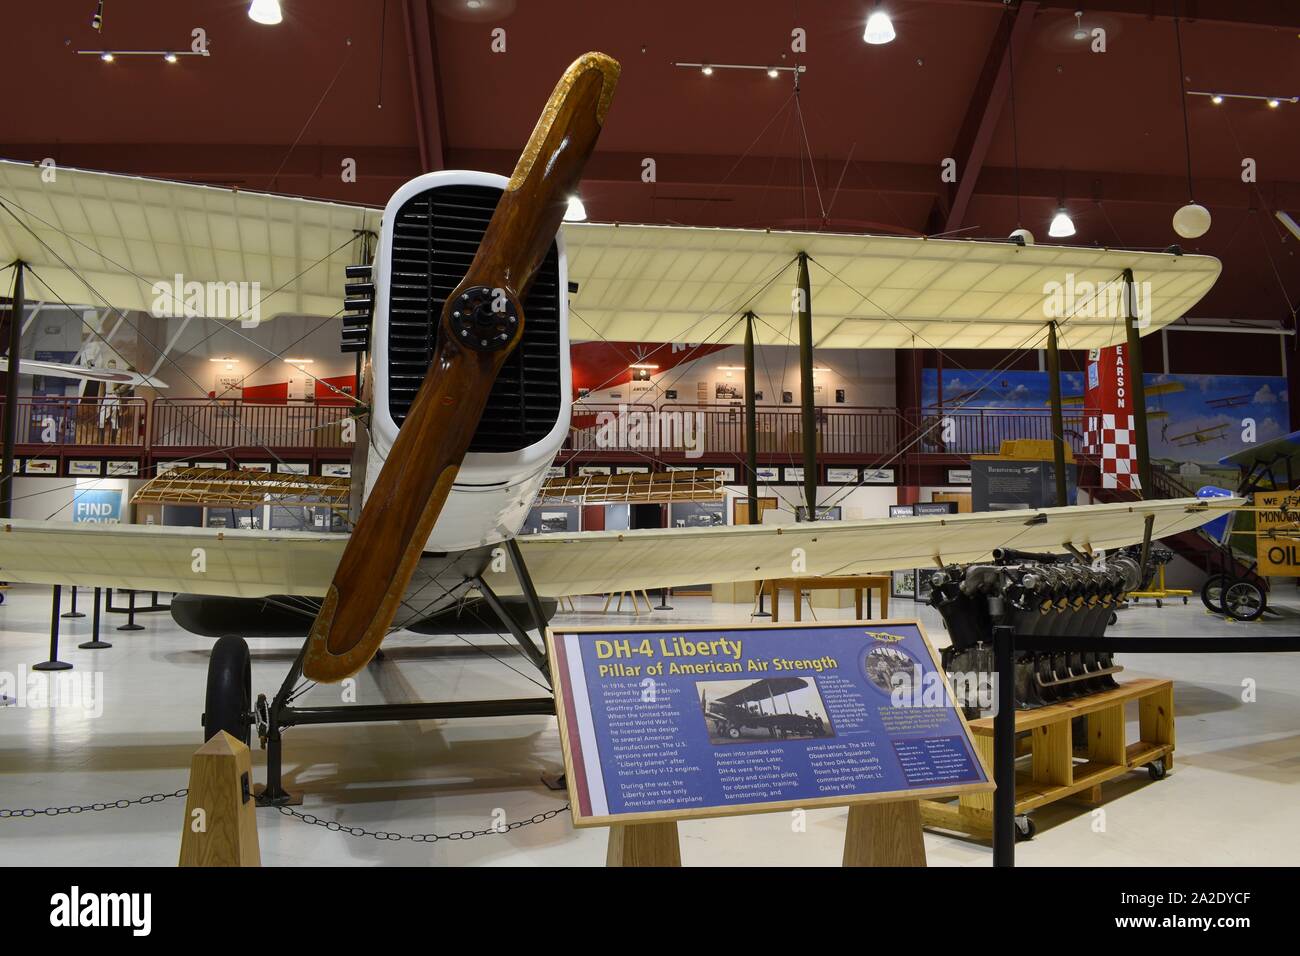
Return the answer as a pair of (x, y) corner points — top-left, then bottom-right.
(1087, 412), (1140, 490)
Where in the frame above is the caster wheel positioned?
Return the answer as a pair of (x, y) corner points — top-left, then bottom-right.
(1108, 611), (1118, 626)
(202, 635), (252, 746)
(1147, 758), (1168, 781)
(1182, 597), (1189, 605)
(1155, 599), (1163, 608)
(1014, 815), (1036, 841)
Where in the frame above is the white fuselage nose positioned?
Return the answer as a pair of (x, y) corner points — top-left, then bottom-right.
(365, 170), (571, 552)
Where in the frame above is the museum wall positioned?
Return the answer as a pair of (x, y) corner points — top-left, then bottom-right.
(577, 344), (896, 408)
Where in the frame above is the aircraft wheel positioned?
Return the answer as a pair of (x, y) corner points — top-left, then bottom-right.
(202, 636), (252, 746)
(1200, 574), (1228, 614)
(1222, 581), (1266, 622)
(727, 726), (740, 739)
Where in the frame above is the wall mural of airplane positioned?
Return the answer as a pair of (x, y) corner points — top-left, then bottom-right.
(0, 53), (1238, 799)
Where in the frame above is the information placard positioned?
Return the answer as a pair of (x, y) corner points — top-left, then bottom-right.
(548, 619), (991, 827)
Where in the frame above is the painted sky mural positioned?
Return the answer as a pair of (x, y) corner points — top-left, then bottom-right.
(921, 368), (1290, 484)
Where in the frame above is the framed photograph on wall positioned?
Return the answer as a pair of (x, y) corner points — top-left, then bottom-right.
(891, 569), (917, 599)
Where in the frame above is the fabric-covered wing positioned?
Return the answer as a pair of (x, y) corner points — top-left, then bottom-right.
(563, 223), (1222, 350)
(489, 497), (1240, 598)
(0, 519), (345, 597)
(0, 160), (378, 320)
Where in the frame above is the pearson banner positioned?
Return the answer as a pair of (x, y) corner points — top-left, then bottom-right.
(548, 620), (990, 826)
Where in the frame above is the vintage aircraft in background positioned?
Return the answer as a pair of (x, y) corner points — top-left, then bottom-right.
(701, 678), (830, 740)
(0, 53), (1236, 799)
(1169, 424), (1230, 447)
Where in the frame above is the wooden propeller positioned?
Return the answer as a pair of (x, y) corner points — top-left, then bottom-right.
(303, 52), (620, 682)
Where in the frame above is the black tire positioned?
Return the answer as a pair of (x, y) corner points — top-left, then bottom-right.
(1147, 758), (1168, 781)
(1222, 581), (1266, 622)
(1014, 815), (1037, 842)
(1201, 574), (1228, 614)
(202, 636), (252, 745)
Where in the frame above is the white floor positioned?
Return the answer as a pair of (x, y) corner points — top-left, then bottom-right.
(1, 583), (1297, 866)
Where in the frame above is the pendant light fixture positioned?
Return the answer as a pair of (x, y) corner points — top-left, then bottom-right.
(1171, 3), (1210, 238)
(863, 4), (896, 45)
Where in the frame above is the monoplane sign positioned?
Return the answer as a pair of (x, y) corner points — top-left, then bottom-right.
(548, 620), (990, 826)
(1253, 491), (1300, 575)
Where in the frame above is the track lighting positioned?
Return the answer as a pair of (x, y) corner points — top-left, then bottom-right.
(701, 65), (713, 75)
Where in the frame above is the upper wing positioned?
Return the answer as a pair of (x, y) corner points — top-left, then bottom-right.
(0, 519), (345, 597)
(562, 222), (1222, 350)
(0, 160), (378, 321)
(488, 497), (1240, 598)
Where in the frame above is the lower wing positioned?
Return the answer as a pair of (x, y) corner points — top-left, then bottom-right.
(487, 497), (1240, 597)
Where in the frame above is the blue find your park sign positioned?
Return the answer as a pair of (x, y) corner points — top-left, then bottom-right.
(72, 488), (123, 524)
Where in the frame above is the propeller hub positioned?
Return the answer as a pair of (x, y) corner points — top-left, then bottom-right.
(448, 285), (521, 352)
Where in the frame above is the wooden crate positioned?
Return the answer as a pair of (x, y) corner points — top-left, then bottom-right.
(920, 678), (1174, 840)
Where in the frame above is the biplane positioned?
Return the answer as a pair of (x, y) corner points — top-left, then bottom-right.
(0, 52), (1237, 799)
(1169, 424), (1230, 447)
(700, 678), (830, 741)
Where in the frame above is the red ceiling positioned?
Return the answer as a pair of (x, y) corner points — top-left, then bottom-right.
(1, 0), (1297, 323)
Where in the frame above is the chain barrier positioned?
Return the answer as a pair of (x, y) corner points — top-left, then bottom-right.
(0, 788), (569, 845)
(276, 803), (570, 843)
(0, 789), (189, 818)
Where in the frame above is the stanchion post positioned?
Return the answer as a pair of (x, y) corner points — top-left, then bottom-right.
(118, 589), (144, 631)
(992, 624), (1015, 867)
(61, 585), (85, 619)
(654, 587), (673, 611)
(34, 585), (72, 671)
(79, 586), (111, 650)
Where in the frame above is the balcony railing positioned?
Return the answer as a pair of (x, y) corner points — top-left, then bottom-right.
(150, 399), (353, 452)
(564, 403), (1094, 460)
(0, 397), (1098, 468)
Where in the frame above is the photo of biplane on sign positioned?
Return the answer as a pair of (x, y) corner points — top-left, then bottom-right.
(698, 677), (834, 744)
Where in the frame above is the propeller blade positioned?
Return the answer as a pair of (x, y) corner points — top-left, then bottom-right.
(303, 52), (620, 682)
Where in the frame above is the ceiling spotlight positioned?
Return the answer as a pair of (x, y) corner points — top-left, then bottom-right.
(1268, 98), (1281, 108)
(564, 195), (587, 222)
(467, 0), (484, 8)
(701, 64), (713, 75)
(248, 0), (283, 25)
(863, 8), (896, 45)
(1211, 94), (1224, 104)
(91, 0), (104, 32)
(164, 52), (178, 63)
(1073, 10), (1088, 41)
(100, 52), (114, 62)
(767, 67), (779, 78)
(1048, 208), (1076, 238)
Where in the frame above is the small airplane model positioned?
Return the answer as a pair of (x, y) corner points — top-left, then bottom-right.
(0, 54), (1237, 784)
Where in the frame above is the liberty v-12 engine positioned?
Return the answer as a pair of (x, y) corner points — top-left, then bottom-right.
(927, 549), (1145, 711)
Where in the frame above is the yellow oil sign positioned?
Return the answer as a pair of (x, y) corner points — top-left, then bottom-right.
(1254, 491), (1300, 575)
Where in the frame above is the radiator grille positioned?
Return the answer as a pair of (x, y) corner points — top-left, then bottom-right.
(386, 184), (562, 453)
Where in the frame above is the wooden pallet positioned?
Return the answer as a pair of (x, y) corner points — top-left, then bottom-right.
(920, 678), (1174, 840)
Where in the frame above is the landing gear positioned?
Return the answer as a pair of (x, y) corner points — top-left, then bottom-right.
(1222, 580), (1266, 622)
(1200, 573), (1228, 614)
(202, 636), (252, 746)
